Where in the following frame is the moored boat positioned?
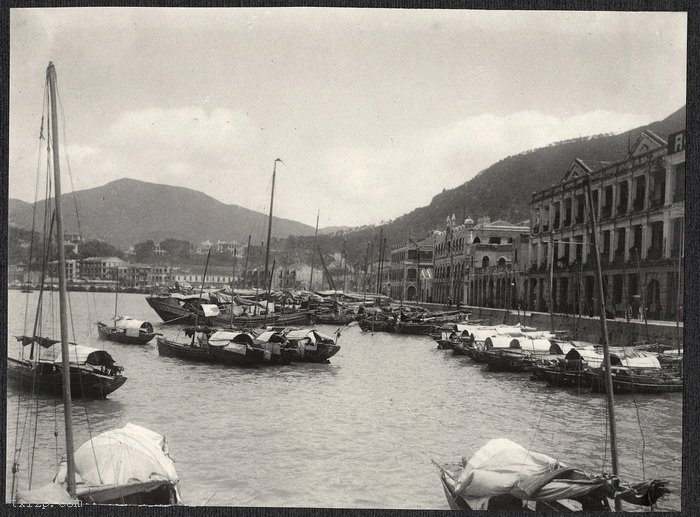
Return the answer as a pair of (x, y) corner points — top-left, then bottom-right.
(97, 316), (156, 344)
(8, 336), (127, 399)
(434, 438), (669, 511)
(281, 328), (341, 363)
(156, 328), (265, 367)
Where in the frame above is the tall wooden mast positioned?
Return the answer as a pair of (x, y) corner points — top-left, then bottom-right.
(48, 62), (76, 497)
(263, 159), (283, 292)
(585, 176), (620, 511)
(309, 210), (319, 290)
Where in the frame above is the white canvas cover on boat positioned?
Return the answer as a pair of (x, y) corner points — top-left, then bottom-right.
(452, 438), (563, 509)
(471, 327), (498, 343)
(209, 330), (253, 346)
(484, 336), (513, 349)
(510, 338), (552, 352)
(201, 304), (220, 317)
(56, 423), (178, 489)
(568, 348), (605, 369)
(611, 353), (661, 369)
(28, 343), (107, 365)
(113, 317), (146, 337)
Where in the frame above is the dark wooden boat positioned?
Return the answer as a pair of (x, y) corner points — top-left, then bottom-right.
(8, 337), (127, 399)
(584, 366), (683, 394)
(359, 317), (395, 333)
(97, 317), (156, 344)
(146, 293), (220, 325)
(483, 336), (553, 372)
(156, 329), (265, 367)
(249, 329), (298, 365)
(394, 321), (435, 335)
(313, 310), (355, 325)
(434, 438), (669, 511)
(282, 329), (341, 363)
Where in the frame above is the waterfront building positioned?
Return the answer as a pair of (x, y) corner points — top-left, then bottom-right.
(433, 216), (530, 306)
(80, 256), (127, 280)
(173, 265), (233, 288)
(527, 129), (684, 320)
(47, 259), (81, 283)
(388, 237), (434, 302)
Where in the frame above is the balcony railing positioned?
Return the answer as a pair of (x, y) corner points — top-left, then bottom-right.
(601, 206), (612, 219)
(632, 198), (645, 212)
(616, 204), (627, 216)
(613, 250), (625, 263)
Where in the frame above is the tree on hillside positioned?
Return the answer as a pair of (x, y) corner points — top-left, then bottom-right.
(160, 238), (191, 259)
(134, 240), (155, 262)
(79, 239), (125, 259)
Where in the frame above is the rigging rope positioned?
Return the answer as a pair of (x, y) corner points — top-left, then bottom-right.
(11, 79), (50, 498)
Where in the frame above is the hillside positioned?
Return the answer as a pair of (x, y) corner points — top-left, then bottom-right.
(8, 178), (316, 248)
(308, 106), (686, 265)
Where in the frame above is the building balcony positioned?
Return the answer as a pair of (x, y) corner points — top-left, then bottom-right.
(616, 205), (627, 216)
(649, 197), (664, 210)
(601, 206), (612, 219)
(632, 199), (645, 213)
(541, 223), (549, 232)
(613, 250), (625, 264)
(647, 246), (663, 260)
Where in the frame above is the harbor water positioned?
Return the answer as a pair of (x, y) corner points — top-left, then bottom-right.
(6, 290), (682, 510)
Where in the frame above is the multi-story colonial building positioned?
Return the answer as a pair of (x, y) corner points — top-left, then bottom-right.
(433, 216), (530, 306)
(80, 256), (127, 280)
(527, 129), (684, 320)
(388, 237), (434, 302)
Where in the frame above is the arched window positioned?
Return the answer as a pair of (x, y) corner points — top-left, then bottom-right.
(497, 257), (507, 267)
(482, 256), (490, 268)
(473, 236), (481, 244)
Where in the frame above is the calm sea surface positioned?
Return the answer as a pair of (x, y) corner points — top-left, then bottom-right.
(6, 290), (682, 510)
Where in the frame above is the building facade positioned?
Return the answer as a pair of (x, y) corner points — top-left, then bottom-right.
(388, 237), (434, 302)
(80, 257), (127, 280)
(527, 129), (684, 320)
(432, 216), (530, 307)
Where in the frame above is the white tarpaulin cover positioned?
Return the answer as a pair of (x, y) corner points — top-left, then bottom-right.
(26, 343), (110, 365)
(201, 304), (220, 317)
(484, 336), (514, 349)
(56, 423), (178, 488)
(452, 438), (562, 509)
(510, 338), (552, 352)
(611, 353), (661, 369)
(112, 317), (147, 337)
(471, 327), (498, 343)
(209, 331), (253, 347)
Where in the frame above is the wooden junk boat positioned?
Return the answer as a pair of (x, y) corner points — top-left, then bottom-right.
(156, 328), (266, 367)
(280, 328), (342, 363)
(97, 316), (156, 344)
(146, 292), (223, 325)
(434, 438), (669, 511)
(533, 347), (683, 393)
(8, 336), (127, 399)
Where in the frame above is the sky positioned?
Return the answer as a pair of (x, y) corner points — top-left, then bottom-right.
(9, 8), (687, 230)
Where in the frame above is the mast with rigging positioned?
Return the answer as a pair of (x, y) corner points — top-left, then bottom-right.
(48, 61), (77, 497)
(584, 175), (620, 511)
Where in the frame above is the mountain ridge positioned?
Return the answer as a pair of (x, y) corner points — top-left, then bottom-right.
(8, 178), (316, 248)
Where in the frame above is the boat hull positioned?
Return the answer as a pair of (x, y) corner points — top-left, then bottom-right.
(7, 358), (127, 399)
(146, 296), (203, 324)
(296, 343), (341, 363)
(156, 337), (263, 367)
(584, 370), (683, 394)
(97, 322), (155, 344)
